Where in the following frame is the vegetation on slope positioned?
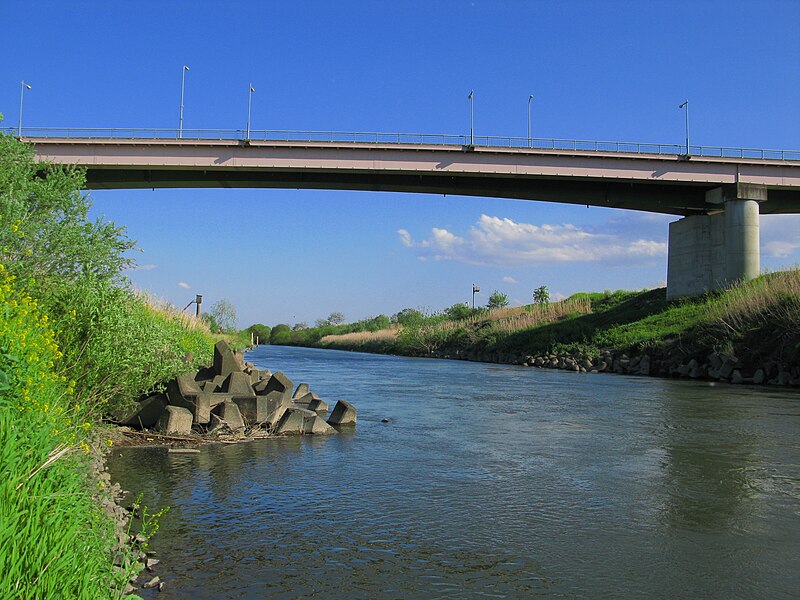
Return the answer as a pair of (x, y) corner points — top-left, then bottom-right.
(0, 127), (218, 597)
(269, 270), (800, 371)
(0, 266), (130, 597)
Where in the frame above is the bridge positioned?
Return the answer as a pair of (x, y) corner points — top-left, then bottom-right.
(16, 127), (800, 299)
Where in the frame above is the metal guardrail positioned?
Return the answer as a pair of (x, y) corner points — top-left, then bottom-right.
(6, 127), (800, 161)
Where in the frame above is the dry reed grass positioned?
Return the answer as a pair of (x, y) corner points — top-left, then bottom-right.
(710, 268), (800, 334)
(134, 290), (212, 333)
(487, 297), (593, 333)
(320, 326), (400, 347)
(429, 296), (593, 335)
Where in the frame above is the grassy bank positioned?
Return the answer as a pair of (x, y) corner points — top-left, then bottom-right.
(0, 264), (218, 598)
(272, 269), (800, 375)
(0, 129), (219, 597)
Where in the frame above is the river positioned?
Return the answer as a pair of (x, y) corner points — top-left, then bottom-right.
(109, 345), (800, 599)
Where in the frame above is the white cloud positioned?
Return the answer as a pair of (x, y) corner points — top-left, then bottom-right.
(178, 281), (191, 289)
(398, 214), (667, 267)
(130, 264), (158, 271)
(397, 229), (412, 247)
(763, 240), (800, 258)
(760, 215), (800, 259)
(502, 276), (518, 284)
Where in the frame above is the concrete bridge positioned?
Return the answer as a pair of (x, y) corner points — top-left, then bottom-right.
(19, 128), (800, 299)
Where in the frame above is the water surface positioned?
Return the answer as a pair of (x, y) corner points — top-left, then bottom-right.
(109, 346), (800, 598)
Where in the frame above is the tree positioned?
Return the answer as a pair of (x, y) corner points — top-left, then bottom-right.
(444, 303), (474, 320)
(392, 308), (425, 326)
(208, 298), (237, 333)
(328, 311), (345, 325)
(201, 312), (219, 333)
(362, 314), (391, 331)
(487, 290), (509, 310)
(533, 285), (551, 305)
(270, 324), (291, 343)
(314, 318), (330, 328)
(292, 322), (308, 331)
(245, 323), (271, 344)
(0, 127), (135, 291)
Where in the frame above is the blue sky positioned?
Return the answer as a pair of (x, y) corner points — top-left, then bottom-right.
(3, 1), (799, 328)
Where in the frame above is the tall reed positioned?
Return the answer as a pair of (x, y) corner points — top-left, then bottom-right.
(708, 269), (800, 335)
(319, 326), (399, 348)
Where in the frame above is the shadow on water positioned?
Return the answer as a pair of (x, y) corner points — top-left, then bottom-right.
(659, 384), (759, 531)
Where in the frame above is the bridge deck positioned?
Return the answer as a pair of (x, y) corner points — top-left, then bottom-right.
(26, 136), (800, 217)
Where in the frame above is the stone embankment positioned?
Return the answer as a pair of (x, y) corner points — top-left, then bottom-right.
(432, 348), (800, 387)
(116, 340), (357, 438)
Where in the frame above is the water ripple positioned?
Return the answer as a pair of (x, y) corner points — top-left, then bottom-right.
(109, 346), (800, 599)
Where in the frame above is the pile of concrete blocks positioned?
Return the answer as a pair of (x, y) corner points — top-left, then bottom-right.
(116, 340), (357, 436)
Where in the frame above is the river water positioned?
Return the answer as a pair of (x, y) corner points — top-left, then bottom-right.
(109, 345), (800, 599)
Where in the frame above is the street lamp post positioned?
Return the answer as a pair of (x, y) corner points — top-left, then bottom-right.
(527, 94), (534, 147)
(679, 99), (689, 156)
(178, 65), (189, 138)
(468, 89), (474, 146)
(18, 80), (31, 137)
(472, 284), (480, 309)
(246, 83), (255, 139)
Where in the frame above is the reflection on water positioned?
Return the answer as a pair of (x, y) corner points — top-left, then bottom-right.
(109, 346), (800, 599)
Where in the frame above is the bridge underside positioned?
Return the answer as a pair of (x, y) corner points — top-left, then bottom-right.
(83, 167), (800, 217)
(84, 168), (793, 298)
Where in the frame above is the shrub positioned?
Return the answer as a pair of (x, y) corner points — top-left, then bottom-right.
(45, 277), (214, 416)
(444, 303), (475, 320)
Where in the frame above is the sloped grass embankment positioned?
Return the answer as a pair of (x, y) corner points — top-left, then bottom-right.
(276, 269), (800, 375)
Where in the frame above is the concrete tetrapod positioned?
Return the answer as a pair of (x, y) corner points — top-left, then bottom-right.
(119, 339), (356, 439)
(275, 408), (337, 435)
(214, 401), (245, 433)
(327, 400), (357, 425)
(116, 394), (167, 429)
(157, 406), (193, 435)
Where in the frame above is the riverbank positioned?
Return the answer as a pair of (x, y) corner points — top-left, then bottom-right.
(271, 270), (800, 387)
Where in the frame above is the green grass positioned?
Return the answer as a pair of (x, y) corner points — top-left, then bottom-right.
(0, 264), (219, 598)
(0, 415), (126, 599)
(0, 267), (132, 598)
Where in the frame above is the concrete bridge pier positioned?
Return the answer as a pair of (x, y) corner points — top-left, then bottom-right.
(666, 183), (765, 299)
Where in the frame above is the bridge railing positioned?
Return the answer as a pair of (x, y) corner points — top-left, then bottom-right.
(5, 127), (799, 161)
